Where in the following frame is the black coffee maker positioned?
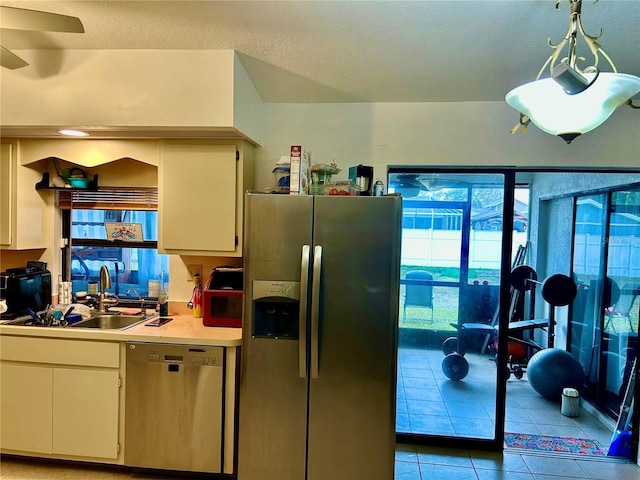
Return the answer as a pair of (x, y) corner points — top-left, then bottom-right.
(348, 164), (374, 196)
(0, 263), (52, 319)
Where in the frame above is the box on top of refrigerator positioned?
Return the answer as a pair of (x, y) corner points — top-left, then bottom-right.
(289, 145), (311, 195)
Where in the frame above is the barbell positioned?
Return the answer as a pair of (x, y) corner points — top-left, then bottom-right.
(511, 265), (577, 307)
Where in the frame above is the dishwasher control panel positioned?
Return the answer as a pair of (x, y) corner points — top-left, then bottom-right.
(126, 342), (224, 366)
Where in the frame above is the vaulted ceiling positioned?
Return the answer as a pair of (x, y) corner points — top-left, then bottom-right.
(1, 0), (639, 103)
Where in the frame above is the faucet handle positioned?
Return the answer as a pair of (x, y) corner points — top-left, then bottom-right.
(103, 294), (119, 307)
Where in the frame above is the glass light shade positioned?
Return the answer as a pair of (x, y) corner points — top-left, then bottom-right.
(506, 72), (640, 138)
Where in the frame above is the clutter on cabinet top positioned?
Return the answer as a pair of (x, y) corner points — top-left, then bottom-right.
(289, 145), (311, 195)
(348, 164), (374, 196)
(311, 160), (340, 195)
(266, 151), (346, 196)
(266, 155), (293, 194)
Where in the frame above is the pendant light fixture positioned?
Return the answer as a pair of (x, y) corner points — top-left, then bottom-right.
(505, 0), (640, 144)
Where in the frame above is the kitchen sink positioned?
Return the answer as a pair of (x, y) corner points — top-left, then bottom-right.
(69, 313), (151, 330)
(3, 316), (36, 326)
(2, 312), (155, 330)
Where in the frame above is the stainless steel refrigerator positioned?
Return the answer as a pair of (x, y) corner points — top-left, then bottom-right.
(238, 193), (401, 480)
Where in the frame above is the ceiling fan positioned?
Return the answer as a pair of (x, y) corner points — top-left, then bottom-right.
(0, 6), (84, 69)
(390, 173), (471, 194)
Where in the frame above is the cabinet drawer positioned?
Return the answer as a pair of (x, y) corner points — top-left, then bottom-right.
(0, 336), (119, 368)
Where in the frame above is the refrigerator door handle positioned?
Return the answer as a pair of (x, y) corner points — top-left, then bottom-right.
(299, 245), (311, 378)
(310, 245), (322, 379)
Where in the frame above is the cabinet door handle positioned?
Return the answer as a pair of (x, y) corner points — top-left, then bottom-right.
(299, 245), (311, 378)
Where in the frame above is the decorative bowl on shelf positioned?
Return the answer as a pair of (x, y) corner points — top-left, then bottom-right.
(68, 177), (91, 188)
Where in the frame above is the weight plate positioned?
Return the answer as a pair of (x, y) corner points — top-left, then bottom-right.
(541, 274), (577, 306)
(514, 365), (524, 380)
(442, 353), (469, 381)
(510, 265), (538, 291)
(442, 336), (458, 356)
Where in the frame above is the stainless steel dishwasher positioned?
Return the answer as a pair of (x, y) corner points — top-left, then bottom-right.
(124, 342), (224, 473)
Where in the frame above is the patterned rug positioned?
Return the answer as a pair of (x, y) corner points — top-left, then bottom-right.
(504, 432), (609, 456)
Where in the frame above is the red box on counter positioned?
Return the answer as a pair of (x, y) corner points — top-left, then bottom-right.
(203, 289), (243, 328)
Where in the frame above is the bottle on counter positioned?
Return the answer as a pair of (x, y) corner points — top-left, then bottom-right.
(158, 290), (169, 316)
(192, 273), (203, 318)
(373, 179), (385, 196)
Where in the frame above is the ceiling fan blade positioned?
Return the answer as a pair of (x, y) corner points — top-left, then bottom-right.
(0, 45), (28, 69)
(0, 6), (84, 33)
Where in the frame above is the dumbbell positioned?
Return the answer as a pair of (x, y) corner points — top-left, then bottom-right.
(511, 265), (577, 307)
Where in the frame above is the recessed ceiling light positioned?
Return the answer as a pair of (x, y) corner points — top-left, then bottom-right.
(58, 129), (89, 137)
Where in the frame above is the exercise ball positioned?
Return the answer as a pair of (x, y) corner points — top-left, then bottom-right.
(527, 348), (584, 401)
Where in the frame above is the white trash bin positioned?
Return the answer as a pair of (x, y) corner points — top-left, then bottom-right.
(561, 387), (580, 417)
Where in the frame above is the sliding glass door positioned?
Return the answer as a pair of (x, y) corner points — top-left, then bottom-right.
(571, 188), (640, 418)
(391, 169), (515, 449)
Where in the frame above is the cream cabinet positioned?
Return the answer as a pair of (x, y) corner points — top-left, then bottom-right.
(0, 337), (121, 461)
(0, 364), (53, 453)
(0, 140), (49, 249)
(53, 368), (120, 458)
(159, 141), (254, 256)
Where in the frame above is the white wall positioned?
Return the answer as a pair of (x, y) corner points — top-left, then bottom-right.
(254, 102), (640, 190)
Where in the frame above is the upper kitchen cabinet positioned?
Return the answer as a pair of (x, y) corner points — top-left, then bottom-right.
(0, 140), (50, 250)
(0, 50), (264, 145)
(159, 141), (255, 256)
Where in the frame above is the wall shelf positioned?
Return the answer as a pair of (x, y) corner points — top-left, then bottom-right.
(35, 172), (99, 191)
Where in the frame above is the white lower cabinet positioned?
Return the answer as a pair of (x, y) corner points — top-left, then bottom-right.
(0, 364), (53, 454)
(0, 337), (121, 460)
(52, 368), (120, 458)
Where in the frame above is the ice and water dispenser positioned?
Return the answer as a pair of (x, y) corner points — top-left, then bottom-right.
(252, 280), (300, 339)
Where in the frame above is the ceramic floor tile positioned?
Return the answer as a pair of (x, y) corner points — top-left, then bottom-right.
(419, 463), (479, 480)
(410, 413), (455, 435)
(469, 451), (530, 472)
(535, 424), (591, 438)
(403, 376), (440, 389)
(0, 456), (129, 480)
(396, 412), (411, 432)
(524, 408), (579, 426)
(531, 475), (586, 480)
(505, 420), (543, 435)
(520, 455), (586, 477)
(403, 367), (436, 378)
(580, 427), (613, 447)
(505, 406), (532, 423)
(450, 416), (495, 438)
(416, 446), (473, 468)
(406, 398), (448, 416)
(395, 443), (418, 463)
(475, 470), (535, 480)
(575, 458), (640, 480)
(404, 386), (443, 401)
(394, 460), (422, 480)
(446, 400), (493, 419)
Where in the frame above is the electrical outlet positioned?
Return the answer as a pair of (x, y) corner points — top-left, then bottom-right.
(186, 264), (203, 282)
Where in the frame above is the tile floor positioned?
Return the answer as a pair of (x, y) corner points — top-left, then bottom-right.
(395, 444), (640, 480)
(2, 448), (639, 480)
(396, 347), (614, 448)
(1, 347), (635, 480)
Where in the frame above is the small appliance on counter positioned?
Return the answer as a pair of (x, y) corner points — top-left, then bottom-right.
(348, 164), (374, 195)
(267, 155), (292, 194)
(0, 263), (52, 320)
(203, 267), (244, 327)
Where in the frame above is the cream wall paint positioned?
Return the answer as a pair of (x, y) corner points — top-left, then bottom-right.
(254, 102), (640, 190)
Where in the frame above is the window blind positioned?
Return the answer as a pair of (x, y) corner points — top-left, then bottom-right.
(58, 187), (158, 211)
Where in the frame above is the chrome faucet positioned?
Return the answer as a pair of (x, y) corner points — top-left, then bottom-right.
(98, 265), (118, 312)
(126, 288), (145, 314)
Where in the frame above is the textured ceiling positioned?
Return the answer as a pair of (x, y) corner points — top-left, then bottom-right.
(1, 0), (639, 103)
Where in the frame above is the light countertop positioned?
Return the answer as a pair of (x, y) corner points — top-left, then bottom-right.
(0, 312), (242, 347)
